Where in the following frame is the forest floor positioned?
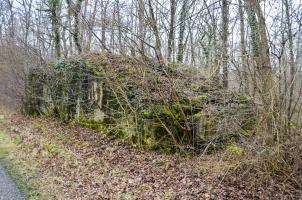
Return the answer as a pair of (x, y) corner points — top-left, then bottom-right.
(0, 107), (297, 200)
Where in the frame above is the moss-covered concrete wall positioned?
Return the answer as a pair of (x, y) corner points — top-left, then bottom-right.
(24, 53), (254, 152)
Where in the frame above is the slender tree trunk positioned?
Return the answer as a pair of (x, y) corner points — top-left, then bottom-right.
(74, 0), (82, 54)
(116, 0), (124, 54)
(167, 0), (176, 62)
(81, 0), (88, 48)
(67, 13), (74, 56)
(101, 0), (108, 51)
(138, 0), (146, 58)
(62, 20), (68, 58)
(177, 0), (188, 63)
(284, 0), (295, 124)
(221, 0), (229, 89)
(189, 25), (195, 65)
(7, 0), (15, 40)
(110, 3), (116, 50)
(23, 0), (33, 46)
(239, 0), (249, 93)
(49, 0), (61, 59)
(86, 0), (98, 51)
(147, 0), (165, 67)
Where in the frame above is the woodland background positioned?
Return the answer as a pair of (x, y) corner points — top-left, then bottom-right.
(0, 0), (302, 198)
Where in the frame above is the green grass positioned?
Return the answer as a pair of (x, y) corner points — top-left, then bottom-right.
(0, 131), (14, 158)
(0, 128), (40, 200)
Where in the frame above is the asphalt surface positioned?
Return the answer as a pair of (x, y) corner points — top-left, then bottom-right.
(0, 164), (24, 200)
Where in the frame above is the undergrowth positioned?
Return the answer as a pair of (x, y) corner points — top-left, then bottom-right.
(225, 132), (302, 198)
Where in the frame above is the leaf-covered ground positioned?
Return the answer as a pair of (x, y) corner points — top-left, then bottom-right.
(0, 109), (296, 200)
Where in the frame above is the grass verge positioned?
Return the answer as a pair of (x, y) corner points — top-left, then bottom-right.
(0, 114), (41, 200)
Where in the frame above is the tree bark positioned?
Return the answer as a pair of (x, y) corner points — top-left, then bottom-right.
(239, 0), (249, 93)
(244, 0), (273, 139)
(147, 0), (166, 67)
(74, 0), (83, 54)
(177, 0), (188, 63)
(49, 0), (61, 59)
(167, 0), (176, 62)
(284, 0), (295, 123)
(221, 0), (229, 89)
(138, 0), (146, 59)
(101, 0), (108, 51)
(244, 0), (272, 94)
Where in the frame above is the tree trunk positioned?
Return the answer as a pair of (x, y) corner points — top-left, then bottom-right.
(177, 0), (188, 63)
(167, 0), (176, 62)
(85, 0), (98, 51)
(116, 0), (124, 54)
(284, 0), (295, 123)
(138, 0), (146, 59)
(49, 0), (61, 59)
(101, 0), (108, 51)
(244, 0), (272, 93)
(147, 0), (165, 67)
(74, 0), (82, 54)
(239, 0), (249, 93)
(221, 0), (229, 89)
(244, 0), (273, 139)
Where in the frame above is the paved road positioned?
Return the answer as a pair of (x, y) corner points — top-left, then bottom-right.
(0, 164), (24, 200)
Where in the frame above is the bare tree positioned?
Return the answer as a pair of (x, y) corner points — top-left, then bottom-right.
(67, 0), (83, 54)
(147, 0), (166, 67)
(239, 0), (249, 93)
(167, 0), (177, 62)
(244, 0), (272, 95)
(177, 0), (189, 63)
(284, 0), (295, 124)
(48, 0), (62, 59)
(221, 0), (229, 89)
